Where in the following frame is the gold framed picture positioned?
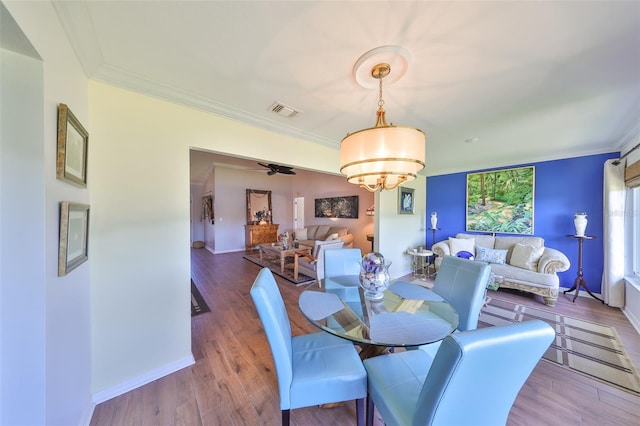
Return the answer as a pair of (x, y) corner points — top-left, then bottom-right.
(58, 201), (90, 276)
(57, 103), (88, 187)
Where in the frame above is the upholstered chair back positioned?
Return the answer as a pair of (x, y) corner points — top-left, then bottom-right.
(432, 255), (491, 331)
(249, 268), (294, 408)
(414, 320), (554, 425)
(324, 248), (362, 278)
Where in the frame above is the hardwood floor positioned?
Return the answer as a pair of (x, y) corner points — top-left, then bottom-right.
(90, 249), (640, 425)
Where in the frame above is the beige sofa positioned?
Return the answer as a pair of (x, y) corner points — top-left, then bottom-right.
(432, 233), (570, 307)
(294, 225), (354, 249)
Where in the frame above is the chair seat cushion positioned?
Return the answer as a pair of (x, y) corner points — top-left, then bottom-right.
(290, 332), (367, 409)
(363, 350), (435, 426)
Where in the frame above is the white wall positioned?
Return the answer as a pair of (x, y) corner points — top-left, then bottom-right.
(89, 83), (194, 398)
(1, 47), (47, 426)
(377, 178), (428, 278)
(1, 1), (92, 424)
(87, 81), (350, 398)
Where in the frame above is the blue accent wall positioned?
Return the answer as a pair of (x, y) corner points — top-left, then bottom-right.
(426, 152), (619, 295)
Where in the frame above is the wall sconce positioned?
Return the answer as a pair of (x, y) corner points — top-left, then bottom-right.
(366, 205), (375, 216)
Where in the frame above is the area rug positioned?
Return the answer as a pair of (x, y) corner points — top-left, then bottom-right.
(480, 295), (640, 395)
(191, 280), (210, 316)
(243, 253), (316, 286)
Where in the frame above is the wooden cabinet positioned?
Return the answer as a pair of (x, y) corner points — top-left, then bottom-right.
(245, 224), (279, 251)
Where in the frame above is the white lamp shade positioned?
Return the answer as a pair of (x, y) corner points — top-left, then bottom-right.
(340, 125), (425, 188)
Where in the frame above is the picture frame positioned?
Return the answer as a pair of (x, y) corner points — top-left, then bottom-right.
(466, 165), (535, 234)
(398, 186), (415, 214)
(314, 195), (359, 218)
(57, 103), (89, 188)
(58, 202), (90, 276)
(202, 195), (214, 224)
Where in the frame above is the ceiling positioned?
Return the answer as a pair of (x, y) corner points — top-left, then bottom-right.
(54, 1), (640, 179)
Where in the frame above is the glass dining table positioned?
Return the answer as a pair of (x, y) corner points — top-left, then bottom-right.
(298, 278), (459, 359)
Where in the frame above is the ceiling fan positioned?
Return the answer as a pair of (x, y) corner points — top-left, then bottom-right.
(257, 162), (296, 176)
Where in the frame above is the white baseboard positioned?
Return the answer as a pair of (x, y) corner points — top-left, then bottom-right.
(623, 306), (640, 334)
(212, 248), (246, 254)
(92, 354), (195, 405)
(623, 278), (640, 334)
(79, 401), (96, 426)
(558, 285), (603, 300)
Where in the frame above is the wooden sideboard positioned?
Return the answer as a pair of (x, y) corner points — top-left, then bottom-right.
(245, 224), (279, 251)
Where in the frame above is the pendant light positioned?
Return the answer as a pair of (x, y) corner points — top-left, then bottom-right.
(340, 59), (425, 192)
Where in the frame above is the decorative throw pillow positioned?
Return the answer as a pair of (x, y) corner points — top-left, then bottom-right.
(295, 228), (308, 240)
(510, 243), (545, 271)
(476, 246), (508, 264)
(448, 237), (475, 256)
(456, 250), (475, 260)
(324, 233), (339, 241)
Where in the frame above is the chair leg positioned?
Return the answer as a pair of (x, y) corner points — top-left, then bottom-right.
(356, 397), (365, 426)
(281, 409), (290, 426)
(366, 395), (374, 426)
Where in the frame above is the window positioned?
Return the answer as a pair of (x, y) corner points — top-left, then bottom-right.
(634, 187), (640, 277)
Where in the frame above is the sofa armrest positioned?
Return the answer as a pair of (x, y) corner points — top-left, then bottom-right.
(432, 240), (451, 259)
(538, 247), (571, 274)
(339, 233), (354, 248)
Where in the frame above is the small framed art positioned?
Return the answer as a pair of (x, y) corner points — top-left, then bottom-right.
(398, 186), (415, 214)
(58, 201), (90, 276)
(57, 103), (89, 187)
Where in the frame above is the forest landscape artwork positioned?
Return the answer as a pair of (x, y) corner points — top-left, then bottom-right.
(466, 166), (534, 234)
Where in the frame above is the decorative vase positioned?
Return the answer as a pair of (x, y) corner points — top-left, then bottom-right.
(359, 252), (391, 300)
(574, 211), (588, 236)
(430, 212), (438, 229)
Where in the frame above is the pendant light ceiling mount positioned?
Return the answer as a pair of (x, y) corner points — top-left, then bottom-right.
(340, 46), (425, 192)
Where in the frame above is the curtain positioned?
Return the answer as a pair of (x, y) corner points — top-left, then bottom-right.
(601, 159), (626, 307)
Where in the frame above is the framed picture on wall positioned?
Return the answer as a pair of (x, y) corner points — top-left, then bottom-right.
(466, 165), (535, 234)
(57, 103), (89, 188)
(58, 201), (90, 276)
(398, 186), (415, 214)
(314, 195), (359, 218)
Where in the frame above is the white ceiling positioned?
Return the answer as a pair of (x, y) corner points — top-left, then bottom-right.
(54, 1), (640, 178)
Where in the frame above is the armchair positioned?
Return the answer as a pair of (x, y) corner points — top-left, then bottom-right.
(250, 268), (367, 426)
(294, 240), (344, 286)
(363, 320), (555, 426)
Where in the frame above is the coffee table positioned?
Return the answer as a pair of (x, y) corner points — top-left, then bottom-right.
(258, 243), (312, 280)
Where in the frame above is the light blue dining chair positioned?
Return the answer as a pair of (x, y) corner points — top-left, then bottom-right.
(431, 255), (491, 331)
(419, 255), (491, 355)
(250, 267), (367, 426)
(363, 320), (555, 426)
(323, 248), (362, 302)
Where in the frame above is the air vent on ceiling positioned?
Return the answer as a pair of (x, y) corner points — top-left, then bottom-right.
(269, 101), (302, 118)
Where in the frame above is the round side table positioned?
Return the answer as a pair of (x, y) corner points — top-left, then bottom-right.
(407, 249), (433, 280)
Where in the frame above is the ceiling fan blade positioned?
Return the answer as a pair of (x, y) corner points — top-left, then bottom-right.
(280, 169), (296, 175)
(267, 170), (276, 176)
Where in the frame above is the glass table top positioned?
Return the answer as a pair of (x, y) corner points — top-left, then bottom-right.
(299, 279), (459, 348)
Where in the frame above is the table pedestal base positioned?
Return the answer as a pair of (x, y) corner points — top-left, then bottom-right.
(564, 276), (604, 303)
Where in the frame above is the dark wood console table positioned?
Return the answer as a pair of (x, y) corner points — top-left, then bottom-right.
(564, 235), (603, 303)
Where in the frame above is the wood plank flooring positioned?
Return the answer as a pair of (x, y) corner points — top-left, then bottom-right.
(90, 249), (640, 425)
